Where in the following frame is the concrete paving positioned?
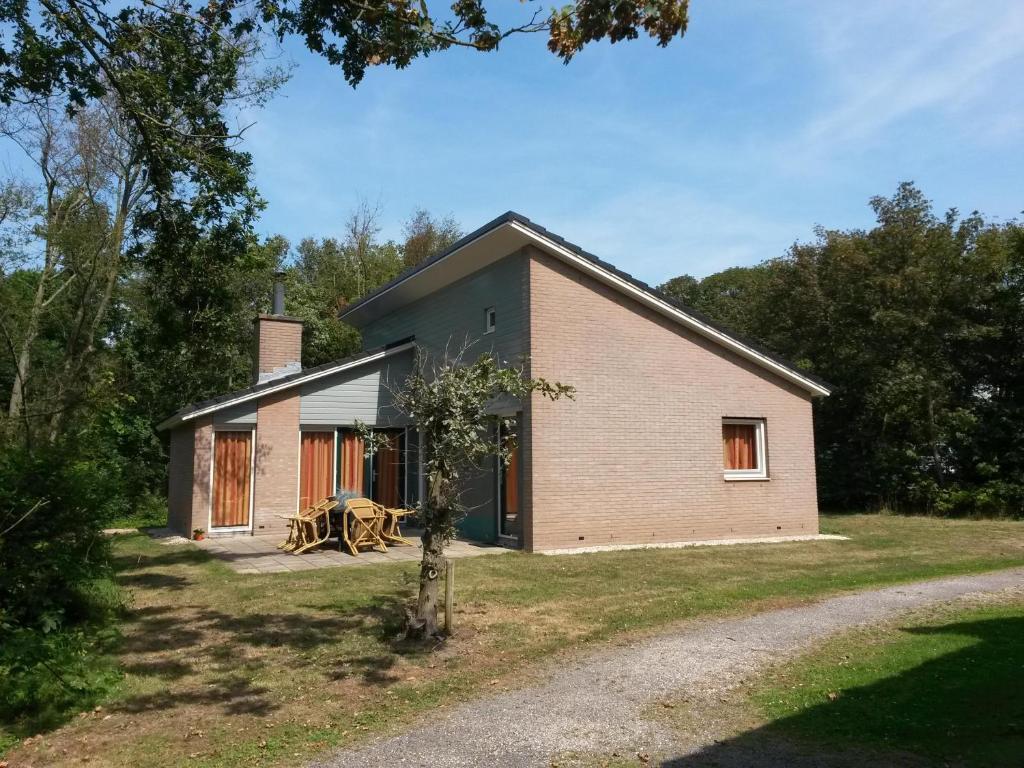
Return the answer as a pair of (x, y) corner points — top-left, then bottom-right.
(312, 567), (1024, 768)
(183, 528), (510, 574)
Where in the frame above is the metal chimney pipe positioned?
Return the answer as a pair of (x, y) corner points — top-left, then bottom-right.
(272, 272), (285, 315)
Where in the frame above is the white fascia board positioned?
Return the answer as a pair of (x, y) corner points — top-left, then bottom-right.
(337, 233), (487, 322)
(171, 341), (415, 428)
(508, 221), (831, 397)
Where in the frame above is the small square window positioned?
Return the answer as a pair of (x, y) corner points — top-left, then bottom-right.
(722, 418), (768, 480)
(484, 306), (496, 334)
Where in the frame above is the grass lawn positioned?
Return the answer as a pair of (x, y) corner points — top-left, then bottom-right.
(4, 514), (1024, 767)
(747, 592), (1024, 767)
(104, 495), (169, 530)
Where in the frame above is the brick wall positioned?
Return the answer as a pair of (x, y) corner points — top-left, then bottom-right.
(252, 388), (300, 536)
(255, 315), (303, 381)
(526, 248), (820, 552)
(190, 417), (213, 534)
(167, 417), (215, 537)
(167, 424), (194, 536)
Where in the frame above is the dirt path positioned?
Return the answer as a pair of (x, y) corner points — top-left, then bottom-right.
(311, 567), (1024, 767)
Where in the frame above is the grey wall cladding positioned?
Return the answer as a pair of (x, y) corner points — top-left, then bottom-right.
(299, 349), (414, 426)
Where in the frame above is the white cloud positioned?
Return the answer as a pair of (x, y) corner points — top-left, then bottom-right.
(796, 0), (1024, 151)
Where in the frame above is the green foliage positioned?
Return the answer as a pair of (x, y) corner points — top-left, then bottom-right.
(286, 204), (405, 366)
(0, 438), (127, 729)
(121, 226), (281, 425)
(401, 208), (461, 268)
(661, 266), (772, 335)
(659, 183), (1024, 516)
(0, 615), (122, 737)
(0, 0), (688, 216)
(0, 441), (122, 630)
(368, 349), (573, 544)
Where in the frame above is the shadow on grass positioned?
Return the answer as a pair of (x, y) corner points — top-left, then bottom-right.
(113, 676), (278, 716)
(118, 571), (193, 590)
(111, 547), (417, 717)
(112, 546), (215, 571)
(661, 616), (1024, 768)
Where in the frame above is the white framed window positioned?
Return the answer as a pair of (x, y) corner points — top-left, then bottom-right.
(484, 306), (496, 334)
(722, 418), (768, 480)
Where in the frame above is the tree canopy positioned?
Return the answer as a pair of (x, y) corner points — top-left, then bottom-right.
(1, 0), (689, 206)
(660, 183), (1024, 516)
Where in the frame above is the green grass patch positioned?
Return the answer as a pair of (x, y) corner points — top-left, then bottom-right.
(752, 595), (1024, 766)
(4, 514), (1024, 767)
(104, 493), (168, 530)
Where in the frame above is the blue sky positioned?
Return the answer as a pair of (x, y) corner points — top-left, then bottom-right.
(2, 1), (1021, 283)
(242, 0), (1023, 282)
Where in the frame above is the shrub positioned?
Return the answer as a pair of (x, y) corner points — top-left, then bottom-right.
(0, 439), (126, 729)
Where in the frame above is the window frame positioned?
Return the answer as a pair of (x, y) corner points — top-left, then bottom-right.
(208, 425), (256, 532)
(484, 306), (496, 334)
(722, 417), (768, 481)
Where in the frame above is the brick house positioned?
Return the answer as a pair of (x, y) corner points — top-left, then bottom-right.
(159, 213), (830, 552)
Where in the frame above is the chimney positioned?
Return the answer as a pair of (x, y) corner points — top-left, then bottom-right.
(254, 272), (303, 384)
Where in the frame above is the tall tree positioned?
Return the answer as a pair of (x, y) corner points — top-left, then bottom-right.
(0, 99), (148, 439)
(658, 183), (1024, 516)
(401, 208), (461, 268)
(288, 202), (404, 366)
(0, 1), (688, 225)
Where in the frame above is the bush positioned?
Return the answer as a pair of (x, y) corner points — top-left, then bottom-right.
(933, 481), (1024, 519)
(0, 439), (127, 730)
(1, 601), (122, 734)
(105, 491), (168, 530)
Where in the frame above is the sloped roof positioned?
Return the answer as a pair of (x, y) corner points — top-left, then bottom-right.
(340, 212), (831, 396)
(157, 338), (415, 431)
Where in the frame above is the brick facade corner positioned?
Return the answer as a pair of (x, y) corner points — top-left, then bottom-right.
(524, 247), (820, 552)
(251, 388), (300, 536)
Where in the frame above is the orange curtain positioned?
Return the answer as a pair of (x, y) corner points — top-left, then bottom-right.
(299, 432), (334, 511)
(375, 435), (400, 508)
(212, 431), (252, 527)
(504, 446), (519, 518)
(339, 431), (364, 494)
(723, 423), (757, 470)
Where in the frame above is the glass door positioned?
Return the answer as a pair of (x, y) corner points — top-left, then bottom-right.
(497, 422), (521, 539)
(371, 429), (405, 508)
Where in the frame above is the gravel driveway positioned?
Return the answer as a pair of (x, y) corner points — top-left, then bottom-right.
(312, 567), (1024, 768)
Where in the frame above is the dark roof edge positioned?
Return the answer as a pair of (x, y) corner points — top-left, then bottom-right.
(502, 214), (833, 394)
(157, 336), (415, 431)
(340, 211), (832, 394)
(338, 211), (519, 320)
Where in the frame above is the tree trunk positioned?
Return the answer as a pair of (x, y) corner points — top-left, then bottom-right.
(8, 251), (50, 419)
(406, 468), (449, 640)
(407, 526), (445, 639)
(926, 392), (944, 488)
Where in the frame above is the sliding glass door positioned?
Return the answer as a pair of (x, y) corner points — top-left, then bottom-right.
(334, 427), (415, 508)
(371, 429), (405, 508)
(497, 422), (521, 539)
(299, 431), (335, 511)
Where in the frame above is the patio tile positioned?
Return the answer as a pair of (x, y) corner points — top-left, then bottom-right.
(282, 560), (318, 571)
(163, 530), (508, 573)
(254, 565), (290, 573)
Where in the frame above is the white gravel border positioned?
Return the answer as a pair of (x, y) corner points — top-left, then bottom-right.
(539, 533), (849, 556)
